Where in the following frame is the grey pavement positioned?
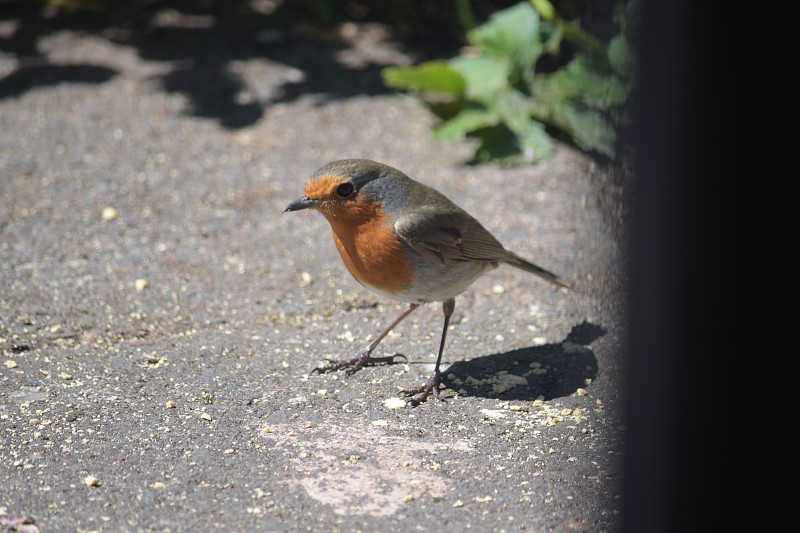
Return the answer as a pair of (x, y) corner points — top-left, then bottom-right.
(1, 9), (628, 533)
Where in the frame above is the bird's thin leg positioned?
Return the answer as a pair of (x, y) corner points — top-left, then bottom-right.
(312, 304), (419, 375)
(403, 298), (455, 405)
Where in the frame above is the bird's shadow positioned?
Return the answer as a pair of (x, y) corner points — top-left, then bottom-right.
(442, 321), (605, 401)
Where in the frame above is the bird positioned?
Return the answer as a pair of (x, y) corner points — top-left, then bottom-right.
(284, 159), (568, 405)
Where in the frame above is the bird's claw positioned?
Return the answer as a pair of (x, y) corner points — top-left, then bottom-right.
(311, 352), (407, 376)
(401, 371), (443, 406)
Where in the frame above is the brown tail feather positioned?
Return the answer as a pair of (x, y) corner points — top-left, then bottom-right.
(506, 254), (570, 289)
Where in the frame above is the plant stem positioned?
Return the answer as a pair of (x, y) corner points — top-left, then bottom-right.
(557, 19), (609, 64)
(454, 0), (477, 31)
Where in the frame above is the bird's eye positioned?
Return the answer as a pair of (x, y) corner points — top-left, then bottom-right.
(336, 182), (355, 197)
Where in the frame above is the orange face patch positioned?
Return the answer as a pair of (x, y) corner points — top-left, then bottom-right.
(303, 175), (345, 202)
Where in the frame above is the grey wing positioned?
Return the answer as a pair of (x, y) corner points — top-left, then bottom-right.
(394, 206), (512, 266)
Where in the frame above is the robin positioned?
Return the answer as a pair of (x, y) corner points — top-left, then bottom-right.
(284, 159), (568, 405)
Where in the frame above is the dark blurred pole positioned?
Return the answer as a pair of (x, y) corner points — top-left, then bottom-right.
(623, 0), (772, 531)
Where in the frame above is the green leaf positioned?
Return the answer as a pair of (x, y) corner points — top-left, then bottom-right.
(561, 104), (616, 157)
(556, 19), (608, 66)
(381, 62), (466, 97)
(530, 0), (555, 20)
(533, 55), (630, 109)
(449, 56), (510, 99)
(527, 95), (615, 158)
(614, 0), (639, 39)
(493, 89), (533, 134)
(378, 1), (634, 164)
(539, 20), (563, 56)
(607, 34), (635, 78)
(469, 126), (525, 165)
(432, 106), (499, 141)
(467, 121), (552, 165)
(467, 2), (543, 75)
(517, 121), (553, 162)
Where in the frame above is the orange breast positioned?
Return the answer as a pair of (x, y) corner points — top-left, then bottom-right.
(321, 199), (413, 294)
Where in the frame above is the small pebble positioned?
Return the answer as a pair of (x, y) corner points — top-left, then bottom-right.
(134, 278), (149, 291)
(384, 397), (406, 409)
(101, 207), (118, 220)
(84, 475), (101, 487)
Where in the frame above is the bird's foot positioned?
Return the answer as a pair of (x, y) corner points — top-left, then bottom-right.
(311, 351), (407, 376)
(402, 371), (443, 406)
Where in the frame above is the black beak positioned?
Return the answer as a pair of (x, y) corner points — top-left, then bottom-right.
(283, 196), (318, 213)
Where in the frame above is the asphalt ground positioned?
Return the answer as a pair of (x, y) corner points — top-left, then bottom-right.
(1, 7), (629, 532)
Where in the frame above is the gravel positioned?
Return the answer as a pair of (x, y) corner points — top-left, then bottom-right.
(1, 10), (628, 532)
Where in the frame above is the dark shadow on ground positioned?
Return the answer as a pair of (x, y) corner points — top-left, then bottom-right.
(444, 321), (605, 401)
(0, 0), (461, 128)
(0, 63), (117, 99)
